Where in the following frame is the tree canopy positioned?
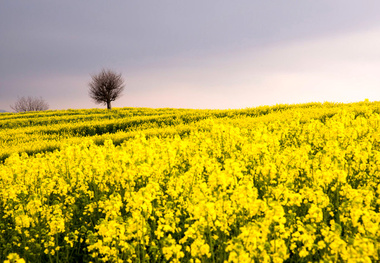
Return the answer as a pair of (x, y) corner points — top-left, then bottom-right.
(88, 69), (125, 110)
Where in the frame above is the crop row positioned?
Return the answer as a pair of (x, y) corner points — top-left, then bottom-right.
(1, 103), (380, 262)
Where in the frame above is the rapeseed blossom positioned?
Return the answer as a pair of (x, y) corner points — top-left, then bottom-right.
(0, 102), (380, 262)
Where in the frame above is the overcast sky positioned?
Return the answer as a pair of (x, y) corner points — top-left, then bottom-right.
(1, 1), (380, 111)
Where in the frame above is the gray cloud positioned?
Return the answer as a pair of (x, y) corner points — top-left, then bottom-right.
(1, 1), (380, 110)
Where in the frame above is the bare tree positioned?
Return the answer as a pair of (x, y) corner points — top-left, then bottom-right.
(88, 69), (125, 110)
(10, 96), (49, 113)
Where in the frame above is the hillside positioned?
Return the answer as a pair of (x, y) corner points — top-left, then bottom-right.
(0, 102), (373, 162)
(0, 101), (380, 262)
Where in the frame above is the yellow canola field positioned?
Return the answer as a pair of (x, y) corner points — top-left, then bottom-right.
(1, 103), (380, 262)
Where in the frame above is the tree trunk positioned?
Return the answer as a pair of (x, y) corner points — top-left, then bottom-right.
(107, 100), (111, 110)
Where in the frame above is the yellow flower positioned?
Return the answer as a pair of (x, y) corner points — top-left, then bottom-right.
(4, 253), (25, 263)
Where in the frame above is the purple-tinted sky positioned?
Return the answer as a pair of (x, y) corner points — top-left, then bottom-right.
(1, 1), (380, 111)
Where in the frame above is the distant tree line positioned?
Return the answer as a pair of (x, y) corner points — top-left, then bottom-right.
(10, 68), (125, 113)
(10, 96), (49, 113)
